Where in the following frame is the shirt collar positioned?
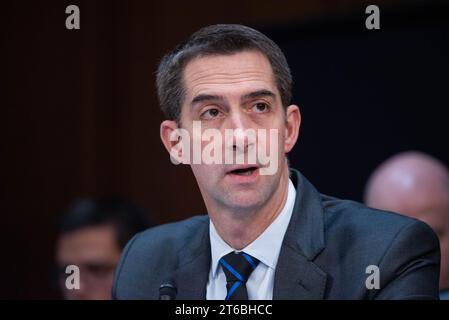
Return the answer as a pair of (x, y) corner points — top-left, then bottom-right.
(209, 179), (296, 278)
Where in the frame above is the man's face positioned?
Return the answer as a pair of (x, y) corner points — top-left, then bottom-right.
(56, 224), (122, 300)
(164, 50), (299, 213)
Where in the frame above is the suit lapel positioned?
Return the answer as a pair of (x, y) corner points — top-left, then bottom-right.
(273, 242), (327, 299)
(173, 219), (211, 300)
(273, 169), (327, 299)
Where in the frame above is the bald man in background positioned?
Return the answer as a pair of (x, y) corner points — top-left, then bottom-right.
(365, 151), (449, 299)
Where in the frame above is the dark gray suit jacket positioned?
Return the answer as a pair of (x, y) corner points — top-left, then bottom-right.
(112, 169), (440, 299)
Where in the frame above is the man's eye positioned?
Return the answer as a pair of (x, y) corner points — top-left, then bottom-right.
(252, 103), (269, 113)
(201, 108), (221, 119)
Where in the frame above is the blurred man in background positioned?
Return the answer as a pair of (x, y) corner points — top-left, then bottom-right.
(365, 151), (449, 299)
(56, 197), (153, 300)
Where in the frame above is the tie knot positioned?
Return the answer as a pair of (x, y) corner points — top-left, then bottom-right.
(219, 252), (259, 283)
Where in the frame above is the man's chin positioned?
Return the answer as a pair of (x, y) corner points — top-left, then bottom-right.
(222, 192), (267, 212)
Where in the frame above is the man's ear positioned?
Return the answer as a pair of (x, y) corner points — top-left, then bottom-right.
(284, 105), (301, 153)
(160, 120), (179, 154)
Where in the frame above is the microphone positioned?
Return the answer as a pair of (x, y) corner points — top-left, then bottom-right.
(159, 278), (177, 300)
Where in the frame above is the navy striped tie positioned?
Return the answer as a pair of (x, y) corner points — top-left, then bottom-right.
(219, 252), (259, 300)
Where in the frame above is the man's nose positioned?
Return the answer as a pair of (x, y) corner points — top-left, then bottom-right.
(224, 110), (255, 152)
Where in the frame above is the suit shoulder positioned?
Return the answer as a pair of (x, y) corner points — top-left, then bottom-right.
(131, 214), (209, 252)
(320, 195), (437, 244)
(112, 214), (208, 299)
(317, 195), (439, 299)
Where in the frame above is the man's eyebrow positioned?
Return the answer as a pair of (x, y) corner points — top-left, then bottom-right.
(190, 90), (275, 106)
(191, 94), (225, 105)
(241, 89), (276, 102)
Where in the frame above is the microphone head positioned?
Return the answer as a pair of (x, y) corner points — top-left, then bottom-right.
(159, 279), (177, 300)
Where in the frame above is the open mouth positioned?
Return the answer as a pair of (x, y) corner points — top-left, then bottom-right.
(228, 167), (258, 176)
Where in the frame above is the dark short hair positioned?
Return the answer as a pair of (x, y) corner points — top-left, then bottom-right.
(58, 197), (153, 249)
(156, 24), (293, 122)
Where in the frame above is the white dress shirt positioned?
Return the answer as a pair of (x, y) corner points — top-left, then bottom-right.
(206, 179), (296, 300)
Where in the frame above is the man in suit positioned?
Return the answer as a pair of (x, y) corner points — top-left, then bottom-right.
(112, 24), (440, 299)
